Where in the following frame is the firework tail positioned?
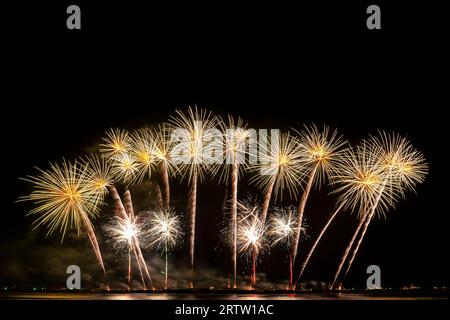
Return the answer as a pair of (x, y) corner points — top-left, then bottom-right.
(84, 220), (107, 277)
(260, 177), (276, 225)
(330, 212), (366, 290)
(188, 172), (198, 288)
(251, 250), (257, 288)
(342, 209), (375, 282)
(124, 190), (154, 289)
(132, 241), (146, 289)
(231, 162), (238, 289)
(123, 189), (135, 219)
(293, 202), (346, 290)
(110, 186), (153, 289)
(80, 209), (108, 287)
(289, 254), (293, 287)
(292, 165), (318, 269)
(165, 241), (168, 290)
(341, 178), (391, 281)
(128, 247), (132, 290)
(155, 184), (164, 209)
(108, 186), (128, 219)
(110, 186), (141, 288)
(138, 252), (153, 290)
(222, 181), (229, 211)
(160, 162), (171, 209)
(135, 239), (154, 290)
(331, 181), (386, 290)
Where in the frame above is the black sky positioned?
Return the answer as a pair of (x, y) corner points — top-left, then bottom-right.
(1, 1), (448, 289)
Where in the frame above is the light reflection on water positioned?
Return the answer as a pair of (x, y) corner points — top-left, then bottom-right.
(3, 292), (446, 300)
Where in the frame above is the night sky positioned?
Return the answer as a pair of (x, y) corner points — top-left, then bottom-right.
(1, 2), (448, 290)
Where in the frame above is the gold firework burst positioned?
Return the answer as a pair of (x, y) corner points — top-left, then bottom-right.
(100, 128), (131, 158)
(19, 159), (102, 239)
(129, 128), (157, 184)
(82, 153), (114, 205)
(250, 131), (305, 200)
(368, 131), (428, 198)
(168, 106), (220, 183)
(331, 142), (398, 219)
(295, 124), (347, 186)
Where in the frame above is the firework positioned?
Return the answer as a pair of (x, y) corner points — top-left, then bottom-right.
(146, 208), (183, 289)
(169, 106), (219, 287)
(105, 214), (147, 288)
(236, 200), (267, 287)
(129, 128), (157, 185)
(290, 124), (346, 282)
(269, 206), (300, 247)
(110, 152), (139, 184)
(100, 128), (131, 158)
(331, 132), (428, 289)
(82, 154), (114, 206)
(151, 124), (177, 209)
(19, 159), (107, 278)
(294, 142), (390, 289)
(121, 189), (154, 289)
(218, 115), (253, 289)
(269, 206), (303, 286)
(250, 131), (304, 225)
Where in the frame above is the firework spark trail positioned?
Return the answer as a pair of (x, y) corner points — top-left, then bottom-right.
(231, 162), (238, 288)
(132, 241), (146, 289)
(122, 189), (152, 289)
(122, 190), (153, 289)
(160, 162), (171, 209)
(108, 186), (128, 219)
(188, 172), (198, 288)
(251, 250), (257, 287)
(127, 247), (131, 288)
(342, 210), (375, 282)
(105, 187), (153, 289)
(330, 207), (370, 290)
(150, 124), (175, 209)
(155, 184), (164, 209)
(222, 181), (229, 210)
(291, 164), (317, 270)
(123, 189), (135, 219)
(83, 215), (107, 277)
(134, 238), (152, 289)
(294, 201), (346, 289)
(260, 178), (276, 225)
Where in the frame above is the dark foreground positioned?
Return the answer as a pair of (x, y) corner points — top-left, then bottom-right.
(1, 290), (448, 300)
(1, 291), (447, 319)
